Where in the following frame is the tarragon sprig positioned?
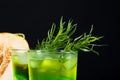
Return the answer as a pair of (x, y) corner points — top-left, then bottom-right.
(64, 25), (104, 55)
(36, 17), (77, 50)
(36, 17), (104, 55)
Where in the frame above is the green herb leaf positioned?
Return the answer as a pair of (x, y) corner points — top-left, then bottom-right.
(36, 17), (104, 55)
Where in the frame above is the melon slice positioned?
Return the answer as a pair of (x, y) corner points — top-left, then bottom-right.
(0, 32), (29, 80)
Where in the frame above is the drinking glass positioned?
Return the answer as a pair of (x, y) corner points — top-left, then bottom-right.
(28, 50), (78, 80)
(11, 49), (29, 80)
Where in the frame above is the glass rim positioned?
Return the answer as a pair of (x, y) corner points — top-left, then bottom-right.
(28, 49), (78, 54)
(12, 49), (29, 51)
(11, 49), (29, 53)
(29, 49), (77, 51)
(11, 49), (78, 54)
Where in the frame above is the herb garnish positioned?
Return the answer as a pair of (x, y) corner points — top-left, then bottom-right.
(36, 17), (104, 55)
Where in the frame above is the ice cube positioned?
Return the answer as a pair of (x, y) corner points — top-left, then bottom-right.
(63, 57), (77, 70)
(17, 56), (28, 65)
(29, 59), (42, 68)
(30, 61), (37, 68)
(41, 59), (61, 71)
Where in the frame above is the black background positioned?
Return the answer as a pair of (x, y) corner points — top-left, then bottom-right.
(0, 0), (119, 80)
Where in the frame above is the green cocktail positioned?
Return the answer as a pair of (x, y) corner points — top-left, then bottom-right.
(27, 17), (103, 80)
(12, 49), (29, 80)
(28, 50), (78, 80)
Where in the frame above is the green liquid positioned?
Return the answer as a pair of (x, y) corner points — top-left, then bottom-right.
(12, 64), (29, 80)
(12, 54), (29, 80)
(28, 56), (77, 80)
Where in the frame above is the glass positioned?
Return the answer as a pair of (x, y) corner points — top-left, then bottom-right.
(11, 49), (29, 80)
(28, 50), (78, 80)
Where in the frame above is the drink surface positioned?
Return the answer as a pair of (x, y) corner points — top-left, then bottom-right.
(28, 52), (78, 80)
